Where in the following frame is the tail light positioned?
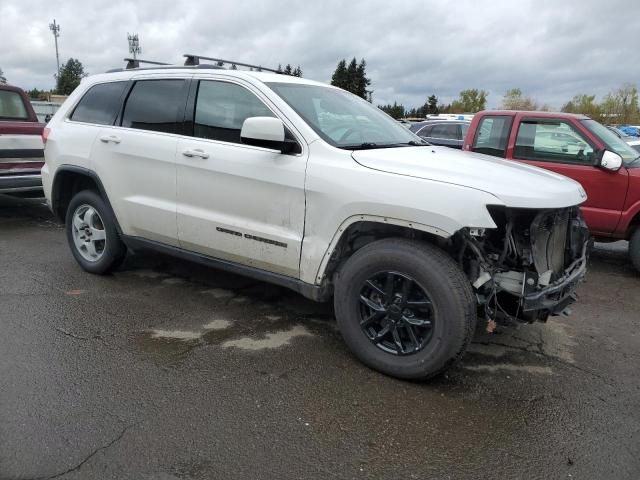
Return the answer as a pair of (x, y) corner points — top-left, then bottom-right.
(42, 127), (50, 145)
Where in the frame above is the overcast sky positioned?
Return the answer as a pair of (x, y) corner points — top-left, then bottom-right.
(1, 0), (638, 109)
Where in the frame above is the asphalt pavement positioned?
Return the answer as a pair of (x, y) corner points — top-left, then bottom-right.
(1, 194), (639, 479)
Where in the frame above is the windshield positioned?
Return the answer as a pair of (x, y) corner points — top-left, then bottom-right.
(581, 119), (640, 165)
(266, 82), (424, 149)
(0, 90), (28, 120)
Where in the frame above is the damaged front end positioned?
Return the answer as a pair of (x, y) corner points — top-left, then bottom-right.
(453, 206), (591, 323)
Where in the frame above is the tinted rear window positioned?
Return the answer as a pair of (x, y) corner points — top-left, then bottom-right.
(0, 90), (28, 120)
(121, 80), (185, 134)
(70, 82), (128, 125)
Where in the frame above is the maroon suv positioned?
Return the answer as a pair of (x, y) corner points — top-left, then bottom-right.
(0, 83), (45, 195)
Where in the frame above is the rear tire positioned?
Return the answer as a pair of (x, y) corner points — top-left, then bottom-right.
(333, 238), (476, 380)
(630, 227), (640, 272)
(65, 190), (126, 274)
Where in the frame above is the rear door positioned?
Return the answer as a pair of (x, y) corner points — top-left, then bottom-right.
(90, 77), (189, 245)
(175, 78), (307, 277)
(508, 118), (628, 235)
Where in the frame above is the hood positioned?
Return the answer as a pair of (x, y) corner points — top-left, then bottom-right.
(351, 146), (586, 209)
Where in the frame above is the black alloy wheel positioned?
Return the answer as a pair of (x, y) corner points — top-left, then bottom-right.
(359, 271), (435, 355)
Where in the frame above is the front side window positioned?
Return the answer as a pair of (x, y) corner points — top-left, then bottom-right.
(121, 80), (185, 134)
(267, 82), (422, 149)
(70, 81), (128, 125)
(194, 81), (274, 144)
(473, 116), (512, 157)
(0, 90), (28, 120)
(514, 120), (595, 164)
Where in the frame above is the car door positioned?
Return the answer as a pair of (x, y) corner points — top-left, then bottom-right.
(508, 118), (628, 235)
(90, 77), (189, 246)
(176, 78), (307, 278)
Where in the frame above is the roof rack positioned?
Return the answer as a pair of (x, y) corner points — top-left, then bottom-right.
(124, 58), (170, 69)
(183, 54), (282, 74)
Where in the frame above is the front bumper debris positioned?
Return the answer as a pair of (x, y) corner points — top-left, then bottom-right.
(522, 243), (588, 314)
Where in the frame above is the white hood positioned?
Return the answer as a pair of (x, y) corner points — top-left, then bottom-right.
(351, 146), (587, 209)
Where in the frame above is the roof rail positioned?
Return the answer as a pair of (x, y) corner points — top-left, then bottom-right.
(124, 58), (170, 70)
(183, 54), (282, 74)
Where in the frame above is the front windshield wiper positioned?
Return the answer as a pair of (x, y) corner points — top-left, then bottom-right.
(339, 140), (429, 150)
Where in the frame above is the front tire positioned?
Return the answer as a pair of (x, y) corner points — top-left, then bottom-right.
(65, 190), (126, 274)
(333, 238), (476, 380)
(630, 227), (640, 272)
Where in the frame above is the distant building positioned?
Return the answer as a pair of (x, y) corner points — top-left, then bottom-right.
(30, 94), (67, 123)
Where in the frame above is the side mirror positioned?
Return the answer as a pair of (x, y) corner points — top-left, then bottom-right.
(597, 150), (623, 172)
(240, 117), (299, 154)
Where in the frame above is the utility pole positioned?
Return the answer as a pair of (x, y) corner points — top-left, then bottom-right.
(49, 19), (61, 81)
(127, 33), (141, 59)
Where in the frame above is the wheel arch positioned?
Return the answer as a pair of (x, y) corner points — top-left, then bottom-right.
(314, 215), (451, 286)
(51, 165), (122, 233)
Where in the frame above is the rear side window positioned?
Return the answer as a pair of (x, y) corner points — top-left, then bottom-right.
(193, 80), (274, 144)
(416, 125), (433, 138)
(70, 82), (128, 125)
(0, 90), (29, 120)
(121, 80), (185, 134)
(473, 116), (512, 157)
(430, 123), (459, 140)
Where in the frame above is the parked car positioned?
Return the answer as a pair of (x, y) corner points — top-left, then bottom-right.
(409, 120), (470, 148)
(607, 126), (640, 152)
(618, 125), (640, 137)
(0, 83), (45, 196)
(42, 58), (588, 380)
(464, 110), (640, 270)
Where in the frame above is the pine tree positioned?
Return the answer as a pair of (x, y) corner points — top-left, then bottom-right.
(56, 58), (87, 95)
(331, 58), (370, 100)
(355, 59), (371, 99)
(0, 67), (6, 84)
(331, 59), (348, 88)
(292, 66), (303, 77)
(283, 64), (293, 75)
(427, 95), (439, 114)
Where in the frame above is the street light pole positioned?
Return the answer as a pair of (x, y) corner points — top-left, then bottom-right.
(49, 19), (61, 81)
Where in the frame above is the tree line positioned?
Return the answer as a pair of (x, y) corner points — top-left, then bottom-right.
(378, 85), (640, 124)
(10, 55), (640, 125)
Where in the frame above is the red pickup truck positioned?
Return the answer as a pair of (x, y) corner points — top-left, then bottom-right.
(0, 83), (45, 196)
(463, 111), (640, 270)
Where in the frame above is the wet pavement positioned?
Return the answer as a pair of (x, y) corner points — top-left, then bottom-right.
(1, 194), (639, 479)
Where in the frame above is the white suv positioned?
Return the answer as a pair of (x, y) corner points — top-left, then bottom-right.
(42, 58), (590, 380)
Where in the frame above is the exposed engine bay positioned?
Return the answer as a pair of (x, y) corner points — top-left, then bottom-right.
(453, 206), (591, 323)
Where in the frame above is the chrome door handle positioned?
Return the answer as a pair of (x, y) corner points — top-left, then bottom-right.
(182, 149), (209, 159)
(99, 134), (121, 144)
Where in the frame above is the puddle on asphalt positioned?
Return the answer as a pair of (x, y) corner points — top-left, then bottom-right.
(151, 329), (203, 341)
(463, 364), (554, 375)
(221, 325), (313, 350)
(203, 319), (232, 330)
(136, 312), (330, 363)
